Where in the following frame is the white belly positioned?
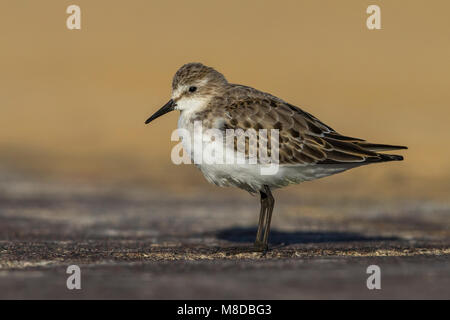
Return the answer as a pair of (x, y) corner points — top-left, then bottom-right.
(197, 161), (358, 193)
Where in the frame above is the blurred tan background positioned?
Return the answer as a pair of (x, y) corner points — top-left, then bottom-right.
(0, 0), (449, 200)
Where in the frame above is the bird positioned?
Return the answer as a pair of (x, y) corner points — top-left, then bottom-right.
(145, 62), (407, 253)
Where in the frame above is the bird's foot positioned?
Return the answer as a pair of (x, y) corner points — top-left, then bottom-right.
(254, 241), (269, 255)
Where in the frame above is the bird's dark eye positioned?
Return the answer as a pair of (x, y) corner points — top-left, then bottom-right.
(189, 86), (197, 93)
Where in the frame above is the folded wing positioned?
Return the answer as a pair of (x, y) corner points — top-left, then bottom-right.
(218, 87), (407, 166)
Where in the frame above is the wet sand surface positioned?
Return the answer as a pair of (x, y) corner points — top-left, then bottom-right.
(0, 173), (449, 299)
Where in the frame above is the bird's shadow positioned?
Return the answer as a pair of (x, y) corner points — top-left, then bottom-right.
(215, 227), (398, 245)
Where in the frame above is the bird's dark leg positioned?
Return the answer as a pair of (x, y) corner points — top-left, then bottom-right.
(254, 190), (268, 249)
(261, 185), (275, 253)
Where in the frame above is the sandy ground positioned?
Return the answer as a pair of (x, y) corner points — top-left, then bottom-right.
(0, 171), (449, 299)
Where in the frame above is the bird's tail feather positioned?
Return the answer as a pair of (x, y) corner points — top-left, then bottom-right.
(379, 153), (404, 161)
(356, 142), (408, 152)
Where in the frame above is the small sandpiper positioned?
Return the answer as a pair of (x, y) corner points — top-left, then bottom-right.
(145, 62), (407, 252)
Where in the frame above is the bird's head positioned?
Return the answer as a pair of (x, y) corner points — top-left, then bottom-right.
(145, 63), (227, 124)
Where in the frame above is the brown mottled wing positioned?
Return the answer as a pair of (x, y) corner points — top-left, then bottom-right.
(216, 86), (405, 165)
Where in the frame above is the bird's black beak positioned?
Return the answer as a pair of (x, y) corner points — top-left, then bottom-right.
(145, 99), (175, 124)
